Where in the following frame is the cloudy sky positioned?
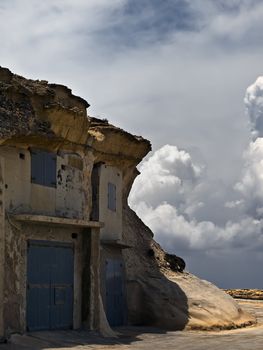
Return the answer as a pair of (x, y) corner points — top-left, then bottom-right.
(1, 0), (263, 288)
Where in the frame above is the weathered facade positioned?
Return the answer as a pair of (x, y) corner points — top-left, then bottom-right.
(0, 67), (256, 340)
(0, 67), (151, 339)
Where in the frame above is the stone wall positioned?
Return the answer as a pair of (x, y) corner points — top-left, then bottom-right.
(3, 220), (83, 334)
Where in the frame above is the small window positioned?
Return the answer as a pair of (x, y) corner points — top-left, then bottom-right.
(31, 149), (57, 188)
(108, 182), (116, 211)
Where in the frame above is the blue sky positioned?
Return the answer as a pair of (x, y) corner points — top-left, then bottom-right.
(1, 0), (263, 288)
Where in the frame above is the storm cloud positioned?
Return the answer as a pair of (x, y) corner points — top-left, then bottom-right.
(130, 76), (263, 288)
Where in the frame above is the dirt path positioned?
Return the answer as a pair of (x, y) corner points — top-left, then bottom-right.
(1, 300), (263, 350)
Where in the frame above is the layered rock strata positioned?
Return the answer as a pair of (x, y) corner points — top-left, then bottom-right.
(225, 289), (263, 300)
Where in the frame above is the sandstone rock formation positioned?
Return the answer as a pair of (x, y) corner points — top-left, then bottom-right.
(0, 67), (90, 148)
(122, 207), (255, 330)
(0, 66), (256, 331)
(225, 289), (263, 300)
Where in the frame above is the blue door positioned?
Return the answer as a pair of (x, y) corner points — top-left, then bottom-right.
(27, 241), (74, 331)
(105, 259), (126, 326)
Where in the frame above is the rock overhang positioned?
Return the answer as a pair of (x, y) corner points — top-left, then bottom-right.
(0, 66), (151, 164)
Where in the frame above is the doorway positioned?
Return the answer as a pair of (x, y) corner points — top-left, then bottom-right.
(26, 240), (74, 331)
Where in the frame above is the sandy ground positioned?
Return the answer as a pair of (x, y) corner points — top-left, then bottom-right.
(1, 300), (263, 350)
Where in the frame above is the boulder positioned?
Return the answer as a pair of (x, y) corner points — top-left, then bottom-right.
(123, 206), (256, 330)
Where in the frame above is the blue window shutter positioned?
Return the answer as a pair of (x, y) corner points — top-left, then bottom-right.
(31, 149), (56, 188)
(31, 150), (45, 185)
(44, 152), (57, 187)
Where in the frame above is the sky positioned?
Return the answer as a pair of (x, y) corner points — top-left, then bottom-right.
(1, 0), (263, 288)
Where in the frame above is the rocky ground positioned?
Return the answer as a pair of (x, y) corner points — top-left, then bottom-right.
(0, 299), (262, 350)
(225, 289), (263, 300)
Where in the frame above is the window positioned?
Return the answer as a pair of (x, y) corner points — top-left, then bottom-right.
(108, 182), (116, 211)
(31, 149), (57, 188)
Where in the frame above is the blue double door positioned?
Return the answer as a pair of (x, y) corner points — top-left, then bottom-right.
(27, 241), (74, 331)
(105, 259), (126, 327)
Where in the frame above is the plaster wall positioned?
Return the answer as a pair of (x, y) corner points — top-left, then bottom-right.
(98, 165), (122, 241)
(0, 147), (31, 213)
(56, 153), (85, 218)
(3, 220), (83, 335)
(0, 146), (86, 218)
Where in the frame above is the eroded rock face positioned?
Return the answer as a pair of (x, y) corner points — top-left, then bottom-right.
(0, 66), (256, 331)
(122, 207), (256, 330)
(0, 66), (151, 164)
(0, 67), (90, 148)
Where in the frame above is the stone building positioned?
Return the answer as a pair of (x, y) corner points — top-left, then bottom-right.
(0, 67), (255, 340)
(0, 67), (150, 338)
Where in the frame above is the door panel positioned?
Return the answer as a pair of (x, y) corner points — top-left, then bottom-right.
(50, 246), (74, 329)
(27, 286), (50, 331)
(27, 241), (74, 331)
(105, 259), (125, 326)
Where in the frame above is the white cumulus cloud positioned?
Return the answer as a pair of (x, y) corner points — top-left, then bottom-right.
(129, 144), (202, 211)
(235, 138), (263, 213)
(244, 76), (263, 140)
(129, 73), (263, 256)
(129, 143), (263, 254)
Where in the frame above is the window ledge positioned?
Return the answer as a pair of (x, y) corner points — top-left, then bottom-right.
(101, 239), (132, 249)
(12, 214), (104, 228)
